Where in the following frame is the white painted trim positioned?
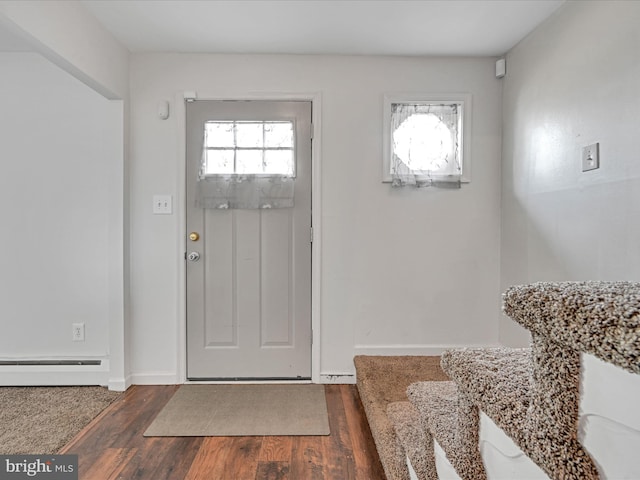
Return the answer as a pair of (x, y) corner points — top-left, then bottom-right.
(320, 373), (356, 384)
(129, 372), (180, 385)
(310, 93), (323, 384)
(108, 374), (131, 392)
(175, 91), (187, 385)
(353, 343), (501, 356)
(0, 358), (110, 387)
(175, 91), (323, 384)
(106, 99), (128, 395)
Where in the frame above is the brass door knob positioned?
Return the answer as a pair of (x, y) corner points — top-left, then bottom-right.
(189, 232), (200, 241)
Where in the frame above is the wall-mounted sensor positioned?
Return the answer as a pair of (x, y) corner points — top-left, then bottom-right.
(496, 58), (506, 78)
(158, 101), (170, 120)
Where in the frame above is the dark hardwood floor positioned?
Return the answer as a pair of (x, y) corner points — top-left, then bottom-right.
(60, 384), (386, 480)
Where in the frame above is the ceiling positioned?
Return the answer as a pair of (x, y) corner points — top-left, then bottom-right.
(78, 0), (565, 57)
(0, 1), (565, 57)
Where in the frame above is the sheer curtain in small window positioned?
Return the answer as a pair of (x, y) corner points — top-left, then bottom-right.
(390, 103), (462, 188)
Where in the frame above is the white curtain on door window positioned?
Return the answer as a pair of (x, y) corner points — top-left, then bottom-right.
(196, 174), (294, 209)
(390, 103), (462, 188)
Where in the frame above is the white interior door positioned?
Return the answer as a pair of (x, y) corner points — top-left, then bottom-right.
(186, 100), (312, 380)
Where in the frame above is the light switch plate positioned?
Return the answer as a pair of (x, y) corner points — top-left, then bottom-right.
(153, 195), (173, 214)
(582, 143), (600, 172)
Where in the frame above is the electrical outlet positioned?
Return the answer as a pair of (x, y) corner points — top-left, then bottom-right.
(72, 323), (85, 342)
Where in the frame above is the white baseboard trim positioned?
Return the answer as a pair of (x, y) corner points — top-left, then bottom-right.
(353, 343), (501, 356)
(320, 373), (356, 384)
(129, 372), (179, 385)
(0, 357), (110, 387)
(108, 374), (132, 392)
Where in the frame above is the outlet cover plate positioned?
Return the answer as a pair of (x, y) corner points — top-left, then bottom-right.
(582, 143), (600, 172)
(72, 323), (85, 342)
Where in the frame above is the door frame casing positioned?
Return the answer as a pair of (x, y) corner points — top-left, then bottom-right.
(174, 92), (323, 384)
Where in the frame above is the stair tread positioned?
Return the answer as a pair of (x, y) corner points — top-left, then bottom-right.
(439, 347), (532, 446)
(354, 355), (448, 480)
(503, 281), (640, 374)
(387, 401), (437, 480)
(406, 381), (457, 454)
(407, 381), (486, 480)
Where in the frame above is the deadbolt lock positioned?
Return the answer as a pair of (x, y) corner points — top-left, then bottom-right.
(189, 232), (200, 242)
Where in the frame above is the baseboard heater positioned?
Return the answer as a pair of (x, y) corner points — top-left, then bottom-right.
(0, 360), (101, 366)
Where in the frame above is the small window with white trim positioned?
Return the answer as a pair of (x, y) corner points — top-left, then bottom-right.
(383, 94), (471, 188)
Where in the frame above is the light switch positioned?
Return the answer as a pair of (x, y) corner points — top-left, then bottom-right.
(153, 195), (172, 214)
(582, 143), (600, 172)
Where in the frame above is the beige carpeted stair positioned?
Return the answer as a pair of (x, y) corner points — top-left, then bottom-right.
(406, 380), (485, 480)
(354, 355), (448, 480)
(358, 281), (640, 480)
(387, 401), (436, 480)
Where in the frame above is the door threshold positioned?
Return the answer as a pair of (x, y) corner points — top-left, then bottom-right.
(186, 377), (312, 384)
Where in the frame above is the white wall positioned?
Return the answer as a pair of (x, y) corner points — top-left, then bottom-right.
(128, 53), (503, 382)
(500, 1), (640, 345)
(0, 53), (121, 383)
(0, 1), (131, 389)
